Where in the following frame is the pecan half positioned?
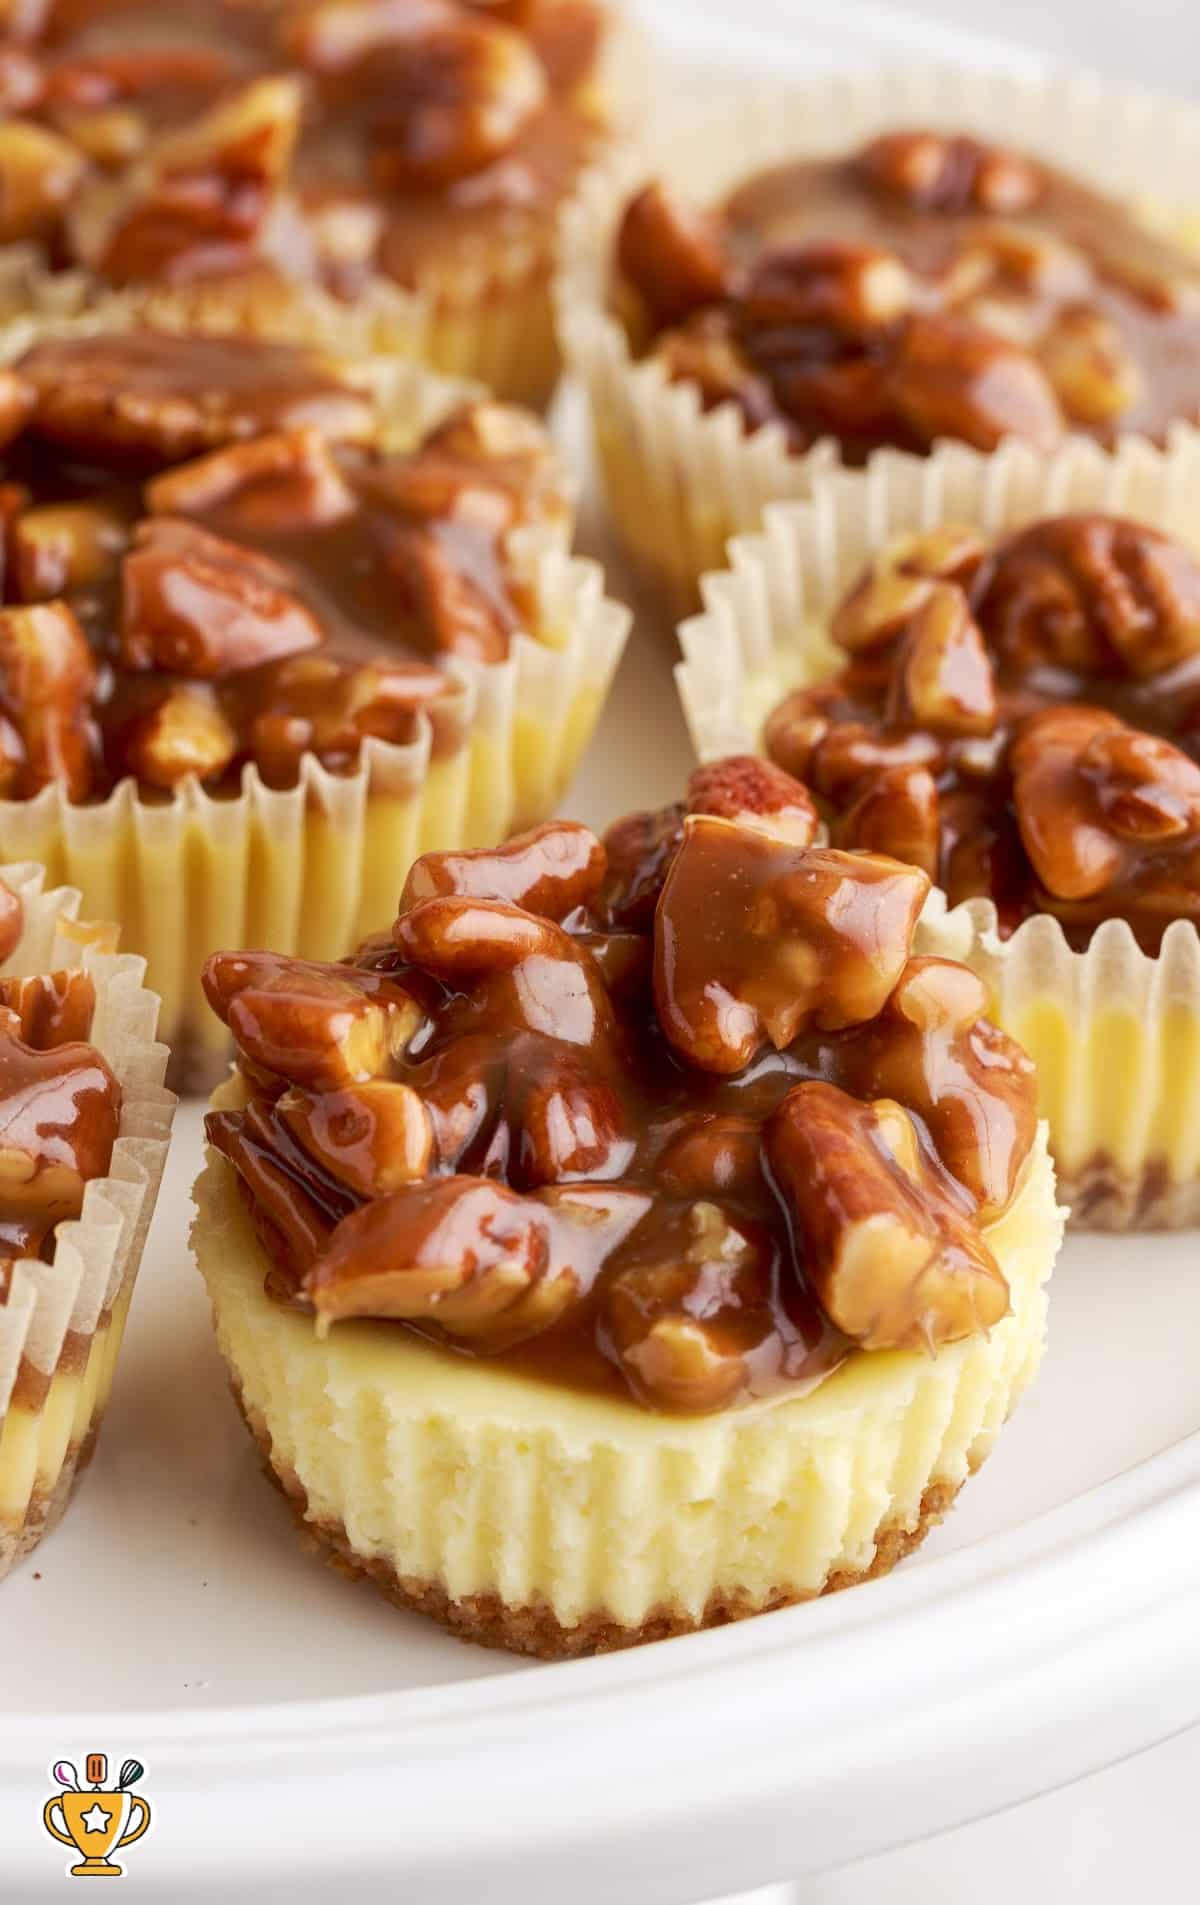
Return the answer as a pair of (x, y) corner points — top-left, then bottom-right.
(616, 180), (732, 329)
(686, 754), (819, 845)
(886, 313), (1064, 454)
(203, 951), (426, 1090)
(976, 513), (1200, 678)
(120, 519), (324, 678)
(400, 821), (607, 919)
(654, 817), (929, 1073)
(859, 131), (1044, 216)
(765, 1080), (1010, 1350)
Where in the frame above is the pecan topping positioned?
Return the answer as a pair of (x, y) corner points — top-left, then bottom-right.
(207, 793), (1037, 1407)
(0, 335), (561, 798)
(621, 129), (1200, 456)
(764, 512), (1200, 950)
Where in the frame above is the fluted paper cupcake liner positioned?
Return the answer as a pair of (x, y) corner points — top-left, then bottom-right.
(0, 863), (174, 1580)
(677, 428), (1200, 1228)
(556, 62), (1200, 619)
(192, 1097), (1060, 1654)
(0, 310), (629, 1091)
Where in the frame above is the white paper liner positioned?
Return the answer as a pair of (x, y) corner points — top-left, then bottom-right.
(0, 309), (630, 1090)
(677, 427), (1200, 1229)
(556, 61), (1200, 618)
(0, 863), (175, 1578)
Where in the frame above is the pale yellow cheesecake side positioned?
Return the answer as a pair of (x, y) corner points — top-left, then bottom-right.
(192, 1119), (1062, 1656)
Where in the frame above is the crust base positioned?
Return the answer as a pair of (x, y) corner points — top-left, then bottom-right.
(232, 1378), (964, 1660)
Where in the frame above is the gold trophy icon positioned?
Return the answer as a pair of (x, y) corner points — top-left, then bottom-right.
(43, 1754), (151, 1878)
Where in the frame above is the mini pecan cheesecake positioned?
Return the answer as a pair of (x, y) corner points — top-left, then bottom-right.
(0, 0), (625, 404)
(0, 325), (627, 1085)
(0, 860), (174, 1578)
(754, 510), (1200, 1224)
(557, 70), (1200, 613)
(192, 763), (1062, 1656)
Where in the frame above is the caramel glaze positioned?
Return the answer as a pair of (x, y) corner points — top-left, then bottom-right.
(0, 960), (121, 1299)
(721, 152), (1200, 448)
(765, 513), (1200, 952)
(617, 133), (1200, 460)
(21, 0), (608, 293)
(204, 797), (1038, 1413)
(0, 332), (556, 799)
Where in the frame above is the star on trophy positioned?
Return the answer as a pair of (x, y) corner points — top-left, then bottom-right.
(43, 1754), (151, 1878)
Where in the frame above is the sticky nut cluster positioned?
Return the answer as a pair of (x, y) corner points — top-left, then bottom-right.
(0, 0), (605, 288)
(614, 129), (1200, 457)
(0, 329), (563, 800)
(764, 513), (1200, 947)
(204, 759), (1038, 1414)
(0, 880), (123, 1282)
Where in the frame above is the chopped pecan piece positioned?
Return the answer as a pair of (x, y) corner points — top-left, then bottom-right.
(10, 497), (130, 604)
(0, 1034), (122, 1238)
(21, 334), (377, 466)
(835, 764), (941, 879)
(596, 802), (684, 931)
(654, 817), (929, 1073)
(146, 430), (357, 534)
(232, 653), (445, 786)
(883, 583), (997, 737)
(400, 821), (607, 919)
(740, 240), (912, 342)
(507, 1035), (632, 1188)
(0, 602), (96, 801)
(859, 131), (1044, 216)
(886, 313), (1064, 453)
(686, 754), (819, 845)
(0, 117), (87, 242)
(87, 75), (302, 283)
(616, 181), (732, 328)
(108, 679), (238, 790)
(1038, 308), (1142, 427)
(203, 951), (426, 1090)
(120, 519), (324, 678)
(276, 1079), (433, 1198)
(840, 958), (1038, 1219)
(831, 524), (986, 653)
(304, 1177), (649, 1344)
(764, 1080), (1010, 1350)
(599, 1202), (778, 1412)
(1012, 705), (1200, 903)
(364, 12), (548, 188)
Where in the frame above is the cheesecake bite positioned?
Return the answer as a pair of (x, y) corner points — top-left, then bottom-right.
(193, 764), (1062, 1654)
(0, 0), (620, 403)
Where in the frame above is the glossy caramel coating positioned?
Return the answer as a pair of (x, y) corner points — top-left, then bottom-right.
(0, 331), (564, 798)
(615, 130), (1200, 460)
(0, 947), (121, 1283)
(765, 512), (1200, 951)
(205, 757), (1038, 1413)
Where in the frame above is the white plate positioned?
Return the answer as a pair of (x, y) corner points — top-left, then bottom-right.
(5, 10), (1200, 1899)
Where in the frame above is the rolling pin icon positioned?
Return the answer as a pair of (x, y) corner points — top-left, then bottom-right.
(86, 1754), (107, 1789)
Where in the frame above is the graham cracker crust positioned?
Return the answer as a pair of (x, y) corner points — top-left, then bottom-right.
(229, 1377), (965, 1660)
(1059, 1153), (1200, 1230)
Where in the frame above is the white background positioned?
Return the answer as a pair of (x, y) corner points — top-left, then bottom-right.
(638, 2), (1200, 1900)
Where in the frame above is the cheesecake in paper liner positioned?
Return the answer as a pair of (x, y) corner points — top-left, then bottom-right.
(192, 1095), (1060, 1658)
(677, 428), (1200, 1228)
(0, 9), (647, 411)
(556, 62), (1200, 620)
(0, 864), (174, 1580)
(0, 302), (632, 1092)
